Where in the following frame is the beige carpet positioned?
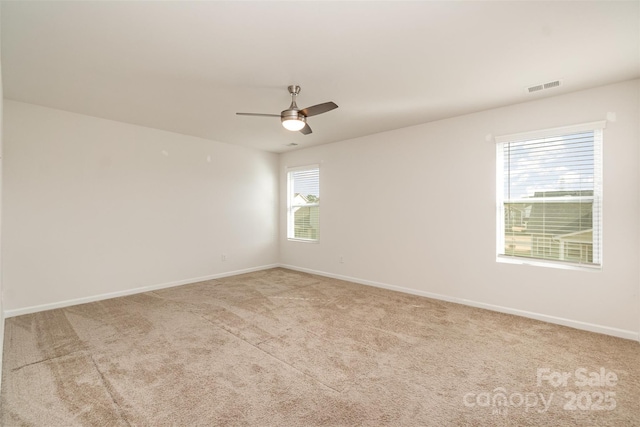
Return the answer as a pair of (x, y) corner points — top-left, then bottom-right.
(1, 268), (638, 426)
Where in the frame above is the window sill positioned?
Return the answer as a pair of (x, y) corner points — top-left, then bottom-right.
(496, 255), (601, 272)
(287, 238), (320, 244)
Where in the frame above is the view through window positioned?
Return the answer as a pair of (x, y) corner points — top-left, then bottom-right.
(496, 122), (604, 267)
(287, 165), (320, 241)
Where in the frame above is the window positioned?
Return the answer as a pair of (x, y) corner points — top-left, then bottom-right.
(287, 165), (320, 242)
(496, 121), (605, 268)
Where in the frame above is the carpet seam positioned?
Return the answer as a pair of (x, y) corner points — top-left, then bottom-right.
(11, 350), (87, 373)
(195, 312), (343, 394)
(89, 354), (132, 427)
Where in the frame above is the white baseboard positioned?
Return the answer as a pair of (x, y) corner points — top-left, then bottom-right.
(279, 264), (640, 342)
(3, 264), (279, 318)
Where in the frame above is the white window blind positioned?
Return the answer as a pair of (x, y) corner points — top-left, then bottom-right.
(287, 165), (320, 241)
(496, 122), (604, 268)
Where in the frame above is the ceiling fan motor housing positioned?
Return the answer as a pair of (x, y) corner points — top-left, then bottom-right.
(281, 109), (305, 123)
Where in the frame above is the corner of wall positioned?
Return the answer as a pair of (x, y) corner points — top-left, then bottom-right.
(277, 154), (285, 267)
(0, 3), (6, 389)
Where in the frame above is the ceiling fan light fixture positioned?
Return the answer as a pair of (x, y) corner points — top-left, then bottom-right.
(282, 118), (306, 131)
(281, 110), (306, 131)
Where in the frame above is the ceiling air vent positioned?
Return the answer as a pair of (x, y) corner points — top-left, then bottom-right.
(526, 80), (561, 94)
(544, 80), (561, 89)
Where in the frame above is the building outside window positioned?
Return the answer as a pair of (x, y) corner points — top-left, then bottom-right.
(287, 165), (320, 242)
(496, 122), (604, 268)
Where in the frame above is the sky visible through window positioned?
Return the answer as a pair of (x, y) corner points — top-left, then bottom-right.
(504, 131), (595, 199)
(292, 169), (319, 199)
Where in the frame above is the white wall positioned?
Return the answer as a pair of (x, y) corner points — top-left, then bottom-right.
(2, 101), (279, 313)
(0, 6), (5, 386)
(280, 79), (640, 340)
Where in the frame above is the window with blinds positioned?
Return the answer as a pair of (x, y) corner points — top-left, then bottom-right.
(496, 122), (604, 268)
(287, 165), (320, 242)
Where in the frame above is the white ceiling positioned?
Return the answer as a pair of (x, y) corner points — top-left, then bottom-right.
(2, 1), (639, 153)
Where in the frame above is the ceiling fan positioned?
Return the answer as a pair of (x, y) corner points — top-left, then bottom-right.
(236, 85), (338, 135)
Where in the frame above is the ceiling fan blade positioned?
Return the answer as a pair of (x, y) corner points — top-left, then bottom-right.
(300, 123), (312, 135)
(236, 112), (280, 117)
(300, 102), (338, 117)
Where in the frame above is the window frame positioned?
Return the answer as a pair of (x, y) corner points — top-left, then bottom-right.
(495, 121), (605, 271)
(286, 164), (320, 243)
